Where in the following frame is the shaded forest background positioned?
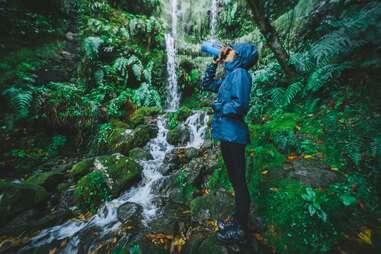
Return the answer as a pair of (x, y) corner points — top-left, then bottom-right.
(0, 0), (380, 253)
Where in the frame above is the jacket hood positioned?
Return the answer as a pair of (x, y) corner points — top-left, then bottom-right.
(224, 43), (258, 72)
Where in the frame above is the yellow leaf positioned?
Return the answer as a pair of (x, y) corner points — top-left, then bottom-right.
(358, 227), (372, 245)
(261, 170), (268, 175)
(303, 154), (313, 159)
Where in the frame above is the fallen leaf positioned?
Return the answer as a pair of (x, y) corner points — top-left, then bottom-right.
(261, 170), (268, 175)
(357, 226), (372, 245)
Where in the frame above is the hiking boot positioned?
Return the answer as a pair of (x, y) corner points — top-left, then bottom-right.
(216, 223), (249, 244)
(217, 217), (239, 230)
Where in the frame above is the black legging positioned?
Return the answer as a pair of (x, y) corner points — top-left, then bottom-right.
(220, 141), (250, 230)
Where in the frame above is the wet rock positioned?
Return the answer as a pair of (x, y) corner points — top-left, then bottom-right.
(73, 154), (143, 212)
(190, 191), (234, 224)
(0, 209), (72, 236)
(0, 180), (48, 226)
(167, 125), (190, 146)
(25, 170), (65, 192)
(69, 157), (94, 179)
(117, 202), (143, 223)
(163, 147), (199, 173)
(270, 159), (341, 187)
(128, 147), (153, 161)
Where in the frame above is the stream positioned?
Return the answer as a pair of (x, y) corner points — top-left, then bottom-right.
(19, 112), (209, 253)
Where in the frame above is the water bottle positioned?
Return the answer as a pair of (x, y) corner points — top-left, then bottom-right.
(201, 41), (223, 58)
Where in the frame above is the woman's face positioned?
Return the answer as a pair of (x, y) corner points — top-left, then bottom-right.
(223, 50), (236, 63)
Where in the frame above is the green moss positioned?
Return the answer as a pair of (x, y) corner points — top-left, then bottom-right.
(74, 171), (112, 213)
(128, 106), (161, 128)
(98, 154), (142, 195)
(25, 170), (64, 192)
(257, 179), (339, 254)
(69, 158), (94, 179)
(0, 180), (48, 225)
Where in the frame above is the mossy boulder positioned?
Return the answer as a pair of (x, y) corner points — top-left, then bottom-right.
(0, 180), (48, 226)
(73, 154), (143, 212)
(74, 171), (111, 213)
(69, 158), (95, 179)
(128, 147), (152, 161)
(25, 170), (65, 192)
(167, 125), (190, 146)
(190, 191), (234, 224)
(97, 120), (158, 155)
(128, 106), (161, 128)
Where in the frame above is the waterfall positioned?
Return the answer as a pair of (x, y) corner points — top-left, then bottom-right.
(165, 34), (180, 111)
(210, 0), (219, 40)
(165, 0), (180, 111)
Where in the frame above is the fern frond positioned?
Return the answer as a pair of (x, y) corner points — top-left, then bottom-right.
(305, 63), (352, 93)
(285, 81), (302, 104)
(83, 36), (103, 59)
(271, 88), (285, 108)
(113, 57), (129, 76)
(2, 86), (33, 118)
(311, 31), (353, 66)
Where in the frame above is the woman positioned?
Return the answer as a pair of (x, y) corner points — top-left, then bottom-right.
(201, 42), (258, 244)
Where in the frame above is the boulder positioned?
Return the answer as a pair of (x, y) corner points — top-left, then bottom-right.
(128, 106), (161, 128)
(25, 170), (65, 192)
(0, 180), (48, 226)
(69, 158), (94, 179)
(128, 147), (153, 161)
(73, 154), (143, 212)
(190, 191), (234, 224)
(166, 125), (190, 146)
(117, 202), (143, 223)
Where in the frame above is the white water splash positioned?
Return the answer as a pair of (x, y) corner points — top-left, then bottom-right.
(185, 111), (210, 149)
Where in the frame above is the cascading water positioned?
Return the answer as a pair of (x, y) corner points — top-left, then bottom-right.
(165, 0), (180, 111)
(165, 34), (180, 111)
(210, 0), (219, 41)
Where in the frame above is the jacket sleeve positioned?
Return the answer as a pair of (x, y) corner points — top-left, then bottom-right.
(221, 68), (252, 118)
(201, 63), (223, 93)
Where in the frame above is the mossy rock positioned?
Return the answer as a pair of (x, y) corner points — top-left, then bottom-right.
(190, 191), (234, 223)
(25, 170), (65, 192)
(97, 120), (158, 155)
(69, 158), (94, 179)
(128, 106), (161, 128)
(73, 154), (143, 212)
(128, 147), (152, 161)
(96, 154), (143, 196)
(177, 106), (193, 122)
(74, 171), (111, 213)
(167, 125), (190, 146)
(0, 180), (48, 226)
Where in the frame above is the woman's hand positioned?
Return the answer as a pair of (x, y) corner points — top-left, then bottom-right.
(213, 46), (230, 64)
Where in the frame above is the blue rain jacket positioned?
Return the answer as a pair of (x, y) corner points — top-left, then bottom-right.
(202, 43), (258, 145)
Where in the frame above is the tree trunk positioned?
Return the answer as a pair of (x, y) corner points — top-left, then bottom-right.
(246, 0), (296, 77)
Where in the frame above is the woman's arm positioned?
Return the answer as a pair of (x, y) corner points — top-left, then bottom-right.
(201, 62), (223, 93)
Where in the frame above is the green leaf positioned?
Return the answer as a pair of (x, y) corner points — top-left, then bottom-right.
(341, 194), (357, 206)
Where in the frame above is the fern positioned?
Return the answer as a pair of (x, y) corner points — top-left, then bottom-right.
(2, 86), (33, 118)
(311, 31), (353, 66)
(83, 36), (103, 59)
(271, 88), (285, 108)
(284, 81), (302, 104)
(113, 57), (129, 77)
(305, 63), (352, 93)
